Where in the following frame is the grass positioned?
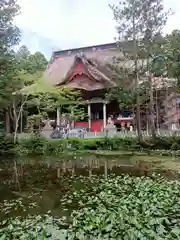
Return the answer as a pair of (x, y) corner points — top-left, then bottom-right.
(58, 149), (176, 158)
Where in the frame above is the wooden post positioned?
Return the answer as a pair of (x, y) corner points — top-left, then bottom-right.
(88, 103), (91, 131)
(57, 107), (60, 128)
(57, 168), (60, 178)
(103, 102), (106, 129)
(71, 108), (75, 129)
(104, 160), (108, 180)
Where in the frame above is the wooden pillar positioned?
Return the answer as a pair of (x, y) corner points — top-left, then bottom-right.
(104, 160), (108, 180)
(103, 102), (107, 129)
(57, 107), (60, 128)
(71, 108), (75, 128)
(57, 168), (60, 178)
(88, 103), (91, 131)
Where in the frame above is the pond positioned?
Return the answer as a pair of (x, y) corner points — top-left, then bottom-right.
(0, 153), (180, 239)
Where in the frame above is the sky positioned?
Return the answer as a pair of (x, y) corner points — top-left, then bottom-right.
(14, 0), (180, 58)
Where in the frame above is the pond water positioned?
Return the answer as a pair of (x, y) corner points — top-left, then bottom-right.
(0, 153), (179, 238)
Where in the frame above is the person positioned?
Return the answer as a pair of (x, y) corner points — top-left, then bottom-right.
(66, 122), (70, 132)
(117, 114), (123, 120)
(130, 125), (133, 132)
(172, 123), (177, 131)
(107, 116), (111, 124)
(121, 122), (125, 132)
(107, 115), (113, 125)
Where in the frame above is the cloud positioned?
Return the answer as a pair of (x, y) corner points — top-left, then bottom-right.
(15, 0), (116, 53)
(19, 29), (60, 58)
(14, 0), (180, 55)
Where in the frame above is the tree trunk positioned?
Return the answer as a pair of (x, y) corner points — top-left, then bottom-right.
(13, 101), (18, 143)
(4, 108), (10, 133)
(149, 77), (156, 140)
(135, 91), (143, 141)
(132, 5), (142, 142)
(20, 109), (23, 133)
(9, 106), (16, 132)
(13, 98), (27, 143)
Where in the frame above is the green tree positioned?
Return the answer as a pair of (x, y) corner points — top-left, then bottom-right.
(18, 76), (85, 133)
(110, 0), (170, 140)
(11, 53), (48, 136)
(152, 30), (180, 81)
(105, 63), (136, 109)
(27, 52), (48, 73)
(16, 45), (48, 75)
(16, 45), (30, 60)
(16, 45), (31, 71)
(13, 46), (49, 134)
(0, 0), (20, 48)
(0, 0), (21, 132)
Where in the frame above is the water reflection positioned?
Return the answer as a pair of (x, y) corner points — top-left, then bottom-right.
(0, 154), (179, 221)
(0, 154), (179, 192)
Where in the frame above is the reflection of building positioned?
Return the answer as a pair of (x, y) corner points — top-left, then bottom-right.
(46, 42), (179, 132)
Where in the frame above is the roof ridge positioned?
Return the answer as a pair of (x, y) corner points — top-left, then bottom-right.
(53, 42), (117, 56)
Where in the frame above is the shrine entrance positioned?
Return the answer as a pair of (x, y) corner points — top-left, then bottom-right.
(87, 98), (108, 132)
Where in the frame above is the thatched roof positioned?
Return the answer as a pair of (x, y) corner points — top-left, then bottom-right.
(45, 42), (177, 92)
(45, 53), (116, 91)
(45, 43), (124, 91)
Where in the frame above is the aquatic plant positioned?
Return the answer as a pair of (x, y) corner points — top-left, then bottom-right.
(0, 214), (67, 239)
(67, 175), (180, 239)
(1, 173), (180, 239)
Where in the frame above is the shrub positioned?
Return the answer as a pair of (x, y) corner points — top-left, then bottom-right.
(8, 135), (180, 156)
(0, 135), (15, 155)
(65, 137), (138, 151)
(18, 134), (47, 155)
(66, 138), (103, 150)
(45, 139), (64, 156)
(151, 137), (173, 150)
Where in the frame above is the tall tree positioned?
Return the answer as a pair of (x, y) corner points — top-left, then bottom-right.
(16, 45), (30, 71)
(16, 45), (30, 59)
(13, 46), (49, 134)
(152, 30), (180, 81)
(27, 52), (48, 73)
(0, 0), (21, 132)
(16, 46), (48, 74)
(0, 0), (20, 48)
(110, 0), (170, 140)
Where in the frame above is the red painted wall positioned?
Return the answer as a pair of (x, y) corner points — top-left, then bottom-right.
(75, 120), (134, 132)
(75, 120), (103, 132)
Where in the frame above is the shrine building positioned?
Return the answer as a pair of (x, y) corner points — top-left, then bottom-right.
(45, 42), (136, 132)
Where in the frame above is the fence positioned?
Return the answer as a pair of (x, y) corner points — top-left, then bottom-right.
(48, 129), (180, 139)
(18, 128), (180, 140)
